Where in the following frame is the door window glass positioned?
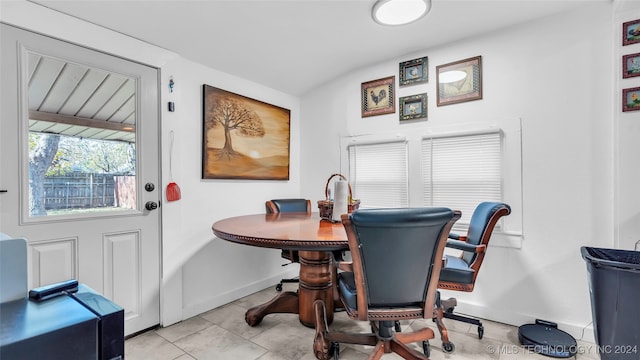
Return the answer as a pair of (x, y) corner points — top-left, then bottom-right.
(27, 52), (137, 217)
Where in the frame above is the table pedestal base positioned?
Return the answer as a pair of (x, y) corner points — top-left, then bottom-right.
(245, 291), (299, 326)
(245, 250), (334, 328)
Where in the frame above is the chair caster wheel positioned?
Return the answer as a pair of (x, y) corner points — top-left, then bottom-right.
(331, 342), (339, 360)
(275, 283), (283, 292)
(442, 341), (455, 353)
(422, 341), (430, 357)
(478, 325), (484, 339)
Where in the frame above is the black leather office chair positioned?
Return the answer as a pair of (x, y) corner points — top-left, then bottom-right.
(313, 207), (461, 360)
(433, 202), (511, 352)
(265, 199), (311, 292)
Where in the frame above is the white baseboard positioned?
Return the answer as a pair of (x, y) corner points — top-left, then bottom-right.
(181, 267), (299, 320)
(452, 299), (595, 342)
(179, 271), (598, 345)
(581, 323), (595, 343)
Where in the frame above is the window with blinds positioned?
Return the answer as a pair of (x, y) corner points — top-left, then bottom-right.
(348, 140), (409, 208)
(421, 131), (502, 225)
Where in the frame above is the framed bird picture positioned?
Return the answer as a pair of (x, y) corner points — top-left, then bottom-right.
(361, 76), (395, 117)
(623, 19), (640, 46)
(622, 87), (640, 112)
(399, 93), (427, 121)
(623, 52), (640, 79)
(436, 56), (482, 106)
(399, 57), (428, 86)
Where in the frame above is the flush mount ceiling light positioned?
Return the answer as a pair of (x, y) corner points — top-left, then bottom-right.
(372, 0), (431, 26)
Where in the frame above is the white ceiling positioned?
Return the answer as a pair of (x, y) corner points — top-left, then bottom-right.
(31, 0), (609, 96)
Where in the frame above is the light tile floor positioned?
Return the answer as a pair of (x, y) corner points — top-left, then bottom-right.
(125, 284), (599, 360)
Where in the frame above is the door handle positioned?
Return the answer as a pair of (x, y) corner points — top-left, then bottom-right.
(145, 201), (159, 211)
(0, 190), (7, 193)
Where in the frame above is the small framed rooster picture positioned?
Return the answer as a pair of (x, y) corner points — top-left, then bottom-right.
(399, 93), (427, 121)
(399, 57), (428, 86)
(361, 76), (395, 117)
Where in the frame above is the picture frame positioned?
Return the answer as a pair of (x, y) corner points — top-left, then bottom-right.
(436, 56), (482, 106)
(623, 19), (640, 46)
(399, 93), (427, 121)
(622, 87), (640, 112)
(202, 84), (291, 180)
(361, 76), (395, 117)
(399, 57), (428, 86)
(623, 52), (640, 79)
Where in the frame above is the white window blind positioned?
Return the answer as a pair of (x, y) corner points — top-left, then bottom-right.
(422, 131), (502, 225)
(348, 140), (408, 208)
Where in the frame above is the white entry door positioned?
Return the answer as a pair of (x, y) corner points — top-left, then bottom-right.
(0, 24), (161, 336)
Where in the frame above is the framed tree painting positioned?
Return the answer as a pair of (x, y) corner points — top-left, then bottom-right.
(202, 84), (290, 180)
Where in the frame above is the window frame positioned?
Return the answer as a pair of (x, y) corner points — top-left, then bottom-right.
(421, 129), (504, 229)
(342, 124), (523, 248)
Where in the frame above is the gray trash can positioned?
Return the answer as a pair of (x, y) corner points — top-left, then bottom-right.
(581, 247), (640, 360)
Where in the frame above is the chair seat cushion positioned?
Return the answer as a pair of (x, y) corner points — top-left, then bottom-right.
(439, 255), (474, 284)
(337, 272), (357, 310)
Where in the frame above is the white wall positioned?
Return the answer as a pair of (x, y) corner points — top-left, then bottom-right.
(159, 58), (302, 323)
(1, 0), (302, 327)
(615, 0), (640, 251)
(300, 3), (615, 340)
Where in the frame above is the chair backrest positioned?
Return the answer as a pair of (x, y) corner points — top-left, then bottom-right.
(265, 199), (311, 214)
(342, 207), (460, 318)
(460, 202), (511, 265)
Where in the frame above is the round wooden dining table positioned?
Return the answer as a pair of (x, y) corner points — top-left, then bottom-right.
(212, 212), (348, 327)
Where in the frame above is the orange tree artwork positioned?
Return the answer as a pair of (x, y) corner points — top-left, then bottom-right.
(202, 84), (291, 180)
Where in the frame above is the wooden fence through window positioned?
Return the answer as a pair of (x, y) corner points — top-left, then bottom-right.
(43, 173), (136, 210)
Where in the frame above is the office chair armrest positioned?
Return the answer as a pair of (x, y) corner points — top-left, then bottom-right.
(446, 239), (486, 253)
(336, 261), (353, 272)
(448, 233), (468, 242)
